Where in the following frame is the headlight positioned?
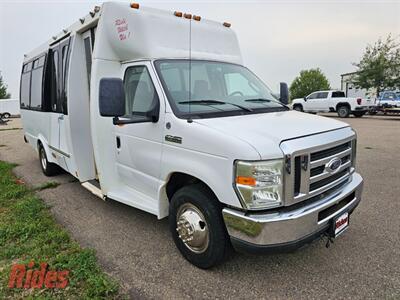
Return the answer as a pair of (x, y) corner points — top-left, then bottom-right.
(234, 159), (284, 210)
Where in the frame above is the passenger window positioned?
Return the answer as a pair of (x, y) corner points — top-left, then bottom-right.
(317, 92), (328, 99)
(332, 91), (345, 98)
(20, 71), (31, 108)
(124, 66), (158, 118)
(30, 64), (44, 109)
(61, 44), (70, 114)
(84, 37), (92, 87)
(51, 50), (59, 112)
(23, 62), (32, 73)
(307, 93), (317, 99)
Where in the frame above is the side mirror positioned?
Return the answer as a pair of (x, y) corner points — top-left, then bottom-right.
(304, 97), (307, 101)
(279, 82), (289, 105)
(99, 78), (125, 117)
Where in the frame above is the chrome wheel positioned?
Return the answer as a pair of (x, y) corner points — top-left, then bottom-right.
(176, 203), (209, 254)
(40, 148), (47, 170)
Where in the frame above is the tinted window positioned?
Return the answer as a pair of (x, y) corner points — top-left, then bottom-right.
(30, 67), (44, 109)
(61, 44), (70, 114)
(32, 56), (45, 69)
(20, 72), (31, 108)
(84, 37), (92, 87)
(317, 92), (329, 99)
(332, 91), (345, 98)
(23, 62), (32, 73)
(52, 50), (59, 111)
(124, 66), (158, 117)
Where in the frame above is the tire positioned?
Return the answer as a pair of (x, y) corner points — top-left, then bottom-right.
(2, 112), (11, 119)
(38, 144), (60, 176)
(293, 105), (303, 112)
(337, 105), (350, 118)
(353, 111), (365, 118)
(169, 183), (231, 269)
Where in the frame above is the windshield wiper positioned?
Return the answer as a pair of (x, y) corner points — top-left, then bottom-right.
(178, 100), (253, 112)
(245, 98), (274, 103)
(245, 98), (290, 110)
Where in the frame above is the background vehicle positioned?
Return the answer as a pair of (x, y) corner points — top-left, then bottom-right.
(0, 98), (20, 118)
(377, 91), (400, 108)
(20, 2), (363, 268)
(292, 90), (375, 117)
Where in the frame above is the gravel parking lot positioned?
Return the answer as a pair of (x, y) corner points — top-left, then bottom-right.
(0, 114), (399, 299)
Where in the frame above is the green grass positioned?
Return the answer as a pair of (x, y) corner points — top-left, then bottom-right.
(0, 128), (22, 132)
(34, 181), (60, 191)
(0, 161), (120, 299)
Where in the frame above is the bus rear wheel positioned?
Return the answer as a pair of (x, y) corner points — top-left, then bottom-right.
(38, 144), (60, 176)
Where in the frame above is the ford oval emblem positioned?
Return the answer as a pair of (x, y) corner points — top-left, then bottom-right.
(326, 158), (342, 173)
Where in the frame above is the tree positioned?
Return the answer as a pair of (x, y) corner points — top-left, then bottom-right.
(289, 68), (331, 100)
(352, 34), (400, 95)
(0, 72), (11, 99)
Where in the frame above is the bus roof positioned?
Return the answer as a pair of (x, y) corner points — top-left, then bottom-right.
(24, 2), (242, 65)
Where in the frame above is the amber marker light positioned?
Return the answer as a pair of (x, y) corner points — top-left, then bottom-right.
(184, 13), (192, 19)
(130, 3), (140, 9)
(174, 11), (183, 17)
(236, 176), (256, 186)
(193, 15), (201, 21)
(223, 22), (231, 28)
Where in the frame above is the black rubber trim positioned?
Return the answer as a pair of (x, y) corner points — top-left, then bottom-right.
(230, 225), (329, 254)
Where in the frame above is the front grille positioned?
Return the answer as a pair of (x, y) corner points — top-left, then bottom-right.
(288, 138), (354, 205)
(310, 168), (350, 191)
(310, 142), (351, 161)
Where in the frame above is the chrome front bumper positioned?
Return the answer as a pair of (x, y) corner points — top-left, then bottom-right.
(222, 172), (363, 252)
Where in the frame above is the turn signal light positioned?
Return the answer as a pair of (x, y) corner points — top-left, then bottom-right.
(184, 13), (192, 19)
(193, 15), (201, 21)
(174, 11), (183, 17)
(130, 3), (139, 9)
(223, 22), (231, 28)
(236, 176), (256, 186)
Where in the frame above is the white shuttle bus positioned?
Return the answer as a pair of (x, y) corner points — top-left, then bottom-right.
(20, 2), (363, 268)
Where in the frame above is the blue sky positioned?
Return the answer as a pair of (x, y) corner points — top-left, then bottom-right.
(0, 0), (399, 98)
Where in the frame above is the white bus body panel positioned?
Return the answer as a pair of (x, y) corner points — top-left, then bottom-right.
(22, 2), (246, 218)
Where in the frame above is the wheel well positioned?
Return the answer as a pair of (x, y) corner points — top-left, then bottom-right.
(166, 172), (213, 201)
(293, 103), (303, 108)
(336, 102), (350, 110)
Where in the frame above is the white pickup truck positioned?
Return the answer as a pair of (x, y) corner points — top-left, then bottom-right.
(292, 90), (375, 118)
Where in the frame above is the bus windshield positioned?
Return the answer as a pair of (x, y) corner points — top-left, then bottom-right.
(154, 59), (286, 118)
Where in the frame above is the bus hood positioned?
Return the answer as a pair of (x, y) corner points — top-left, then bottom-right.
(193, 110), (349, 158)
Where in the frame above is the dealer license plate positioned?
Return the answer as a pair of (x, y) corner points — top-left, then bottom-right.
(333, 212), (349, 237)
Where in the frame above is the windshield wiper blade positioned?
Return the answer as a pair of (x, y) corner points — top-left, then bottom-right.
(244, 98), (290, 110)
(244, 98), (273, 103)
(178, 100), (253, 112)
